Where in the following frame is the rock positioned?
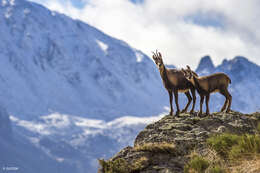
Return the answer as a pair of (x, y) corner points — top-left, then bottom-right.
(100, 111), (260, 173)
(216, 126), (226, 133)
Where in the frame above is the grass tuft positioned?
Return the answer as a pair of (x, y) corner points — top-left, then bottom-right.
(207, 133), (240, 158)
(207, 133), (260, 159)
(99, 156), (150, 173)
(98, 158), (130, 173)
(207, 166), (226, 173)
(184, 155), (209, 173)
(230, 134), (260, 158)
(256, 122), (260, 134)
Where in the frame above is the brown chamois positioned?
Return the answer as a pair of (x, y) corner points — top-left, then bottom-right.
(152, 50), (197, 116)
(182, 65), (232, 116)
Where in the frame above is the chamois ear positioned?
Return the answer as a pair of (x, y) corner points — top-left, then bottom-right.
(158, 52), (162, 59)
(152, 54), (156, 60)
(186, 65), (193, 76)
(181, 68), (186, 74)
(152, 52), (157, 60)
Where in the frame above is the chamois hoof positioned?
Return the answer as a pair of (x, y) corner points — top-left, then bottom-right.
(181, 109), (187, 113)
(169, 111), (173, 116)
(175, 111), (180, 117)
(197, 112), (203, 117)
(189, 110), (194, 114)
(226, 109), (231, 113)
(220, 108), (226, 112)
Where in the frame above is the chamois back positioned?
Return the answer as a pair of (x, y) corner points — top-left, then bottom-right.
(195, 73), (231, 93)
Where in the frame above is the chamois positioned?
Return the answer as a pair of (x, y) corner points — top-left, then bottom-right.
(152, 50), (197, 116)
(182, 66), (232, 116)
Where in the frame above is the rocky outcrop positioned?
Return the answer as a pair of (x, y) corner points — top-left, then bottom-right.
(99, 111), (260, 173)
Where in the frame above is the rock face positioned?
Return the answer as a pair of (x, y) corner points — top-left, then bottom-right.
(100, 111), (260, 173)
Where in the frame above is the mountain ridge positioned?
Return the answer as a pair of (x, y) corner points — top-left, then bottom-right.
(0, 0), (167, 120)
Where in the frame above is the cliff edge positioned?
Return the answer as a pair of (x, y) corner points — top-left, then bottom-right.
(98, 111), (260, 173)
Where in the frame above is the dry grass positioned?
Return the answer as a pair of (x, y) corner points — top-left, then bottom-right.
(207, 133), (260, 159)
(185, 151), (226, 173)
(99, 158), (130, 173)
(184, 154), (209, 173)
(228, 154), (260, 173)
(191, 133), (260, 173)
(99, 156), (150, 173)
(134, 142), (176, 155)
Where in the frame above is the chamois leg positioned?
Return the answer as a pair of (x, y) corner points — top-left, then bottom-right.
(206, 94), (210, 116)
(168, 90), (173, 115)
(226, 90), (232, 113)
(198, 95), (204, 117)
(220, 89), (228, 112)
(181, 91), (192, 113)
(190, 88), (196, 114)
(173, 90), (180, 117)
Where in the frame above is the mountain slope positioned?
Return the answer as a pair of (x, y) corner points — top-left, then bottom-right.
(0, 1), (169, 172)
(0, 0), (167, 120)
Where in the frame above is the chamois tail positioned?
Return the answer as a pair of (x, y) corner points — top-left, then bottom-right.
(227, 76), (231, 84)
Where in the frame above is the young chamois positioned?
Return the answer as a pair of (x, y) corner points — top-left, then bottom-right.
(182, 66), (232, 116)
(152, 50), (197, 116)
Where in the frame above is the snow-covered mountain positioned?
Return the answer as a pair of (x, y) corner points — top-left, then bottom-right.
(0, 0), (169, 172)
(0, 0), (167, 121)
(10, 112), (164, 173)
(195, 56), (260, 113)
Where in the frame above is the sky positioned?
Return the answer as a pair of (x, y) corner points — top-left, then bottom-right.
(29, 0), (260, 68)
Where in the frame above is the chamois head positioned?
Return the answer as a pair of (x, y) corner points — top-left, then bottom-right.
(152, 50), (164, 69)
(182, 65), (195, 85)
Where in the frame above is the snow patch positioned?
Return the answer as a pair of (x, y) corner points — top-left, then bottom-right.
(10, 0), (15, 6)
(10, 115), (50, 135)
(135, 51), (143, 62)
(74, 117), (105, 129)
(96, 39), (108, 53)
(2, 0), (7, 6)
(24, 8), (30, 15)
(11, 113), (165, 137)
(51, 11), (56, 16)
(5, 7), (12, 18)
(56, 157), (64, 162)
(107, 115), (163, 128)
(41, 113), (70, 128)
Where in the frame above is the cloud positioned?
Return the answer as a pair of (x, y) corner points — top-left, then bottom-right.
(29, 0), (260, 68)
